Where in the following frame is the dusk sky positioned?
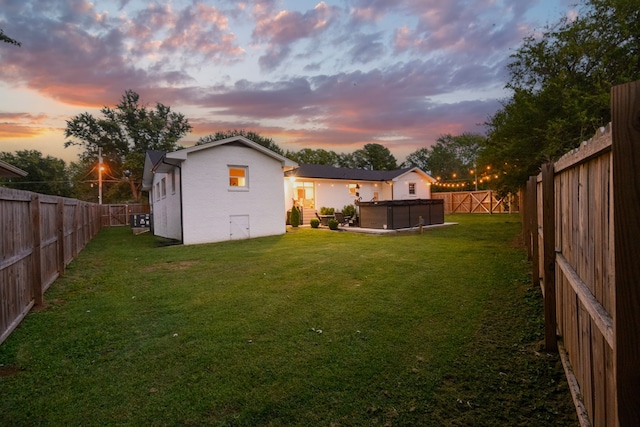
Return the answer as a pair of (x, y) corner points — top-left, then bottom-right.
(0, 0), (576, 165)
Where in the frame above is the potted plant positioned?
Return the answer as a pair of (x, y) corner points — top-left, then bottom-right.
(342, 204), (356, 218)
(319, 206), (335, 215)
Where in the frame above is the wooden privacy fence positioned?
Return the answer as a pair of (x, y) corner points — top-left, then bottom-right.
(100, 203), (150, 227)
(0, 188), (101, 345)
(431, 190), (518, 214)
(1, 187), (150, 346)
(522, 80), (640, 427)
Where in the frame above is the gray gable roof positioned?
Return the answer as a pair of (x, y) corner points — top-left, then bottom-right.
(142, 150), (170, 191)
(285, 163), (426, 182)
(0, 159), (28, 178)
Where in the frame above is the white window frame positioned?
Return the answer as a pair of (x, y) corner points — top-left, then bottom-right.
(408, 182), (416, 195)
(228, 165), (249, 191)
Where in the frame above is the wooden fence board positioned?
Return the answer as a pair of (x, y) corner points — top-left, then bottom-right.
(522, 80), (640, 426)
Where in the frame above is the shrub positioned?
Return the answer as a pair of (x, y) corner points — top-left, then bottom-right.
(342, 204), (356, 217)
(328, 219), (339, 230)
(290, 206), (300, 227)
(320, 206), (335, 215)
(310, 218), (320, 228)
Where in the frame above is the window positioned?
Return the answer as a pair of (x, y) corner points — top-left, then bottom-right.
(161, 177), (167, 198)
(171, 170), (176, 194)
(408, 182), (416, 195)
(229, 166), (248, 188)
(349, 183), (359, 195)
(155, 183), (160, 201)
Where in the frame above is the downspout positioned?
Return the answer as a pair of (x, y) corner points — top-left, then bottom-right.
(162, 158), (184, 244)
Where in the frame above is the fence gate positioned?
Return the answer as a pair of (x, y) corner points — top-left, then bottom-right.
(100, 204), (150, 227)
(431, 190), (517, 214)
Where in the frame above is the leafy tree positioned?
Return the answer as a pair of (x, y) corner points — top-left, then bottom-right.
(0, 29), (20, 46)
(66, 156), (100, 202)
(285, 148), (341, 166)
(403, 148), (430, 172)
(484, 0), (640, 193)
(0, 150), (72, 196)
(196, 129), (283, 155)
(342, 143), (397, 170)
(65, 90), (192, 201)
(404, 133), (486, 190)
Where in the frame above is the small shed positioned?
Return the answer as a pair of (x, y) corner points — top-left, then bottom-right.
(142, 136), (298, 245)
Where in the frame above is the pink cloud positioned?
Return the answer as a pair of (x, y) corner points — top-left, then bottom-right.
(252, 2), (336, 70)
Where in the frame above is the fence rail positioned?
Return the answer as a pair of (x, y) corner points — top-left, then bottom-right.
(431, 190), (518, 214)
(522, 80), (640, 426)
(1, 189), (148, 346)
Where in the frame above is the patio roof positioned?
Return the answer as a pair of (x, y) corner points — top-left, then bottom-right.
(285, 163), (434, 182)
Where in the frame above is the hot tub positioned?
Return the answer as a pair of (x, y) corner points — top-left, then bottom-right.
(357, 199), (444, 230)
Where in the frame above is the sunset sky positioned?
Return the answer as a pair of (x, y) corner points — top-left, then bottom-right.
(0, 0), (576, 165)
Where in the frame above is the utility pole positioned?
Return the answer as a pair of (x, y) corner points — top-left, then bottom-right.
(98, 147), (103, 205)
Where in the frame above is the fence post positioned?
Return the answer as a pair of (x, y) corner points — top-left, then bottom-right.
(489, 190), (493, 214)
(30, 194), (43, 306)
(527, 176), (539, 291)
(541, 163), (557, 351)
(611, 80), (640, 426)
(520, 185), (530, 259)
(71, 201), (79, 258)
(57, 199), (65, 276)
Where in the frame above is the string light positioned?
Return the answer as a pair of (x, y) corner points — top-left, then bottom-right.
(431, 165), (501, 190)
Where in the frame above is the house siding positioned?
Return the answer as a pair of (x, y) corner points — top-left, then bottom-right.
(285, 170), (432, 214)
(149, 170), (182, 241)
(180, 144), (287, 245)
(392, 170), (432, 200)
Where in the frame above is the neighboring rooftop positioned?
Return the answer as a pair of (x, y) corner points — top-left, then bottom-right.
(0, 159), (28, 178)
(285, 163), (433, 182)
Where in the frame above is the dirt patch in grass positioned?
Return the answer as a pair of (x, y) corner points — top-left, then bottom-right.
(31, 298), (66, 312)
(141, 260), (198, 273)
(0, 365), (22, 378)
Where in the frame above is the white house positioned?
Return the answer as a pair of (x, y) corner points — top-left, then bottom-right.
(284, 163), (436, 224)
(142, 136), (298, 245)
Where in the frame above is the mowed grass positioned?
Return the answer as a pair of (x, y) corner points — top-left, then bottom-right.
(0, 215), (577, 426)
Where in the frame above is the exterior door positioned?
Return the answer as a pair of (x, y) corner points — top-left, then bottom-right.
(297, 181), (315, 209)
(230, 215), (250, 240)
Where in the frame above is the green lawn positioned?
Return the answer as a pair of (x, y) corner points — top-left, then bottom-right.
(0, 214), (577, 426)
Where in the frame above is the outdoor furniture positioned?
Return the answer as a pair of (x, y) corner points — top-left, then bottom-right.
(316, 212), (334, 226)
(334, 212), (348, 225)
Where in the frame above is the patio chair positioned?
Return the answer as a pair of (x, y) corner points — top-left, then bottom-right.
(334, 212), (347, 225)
